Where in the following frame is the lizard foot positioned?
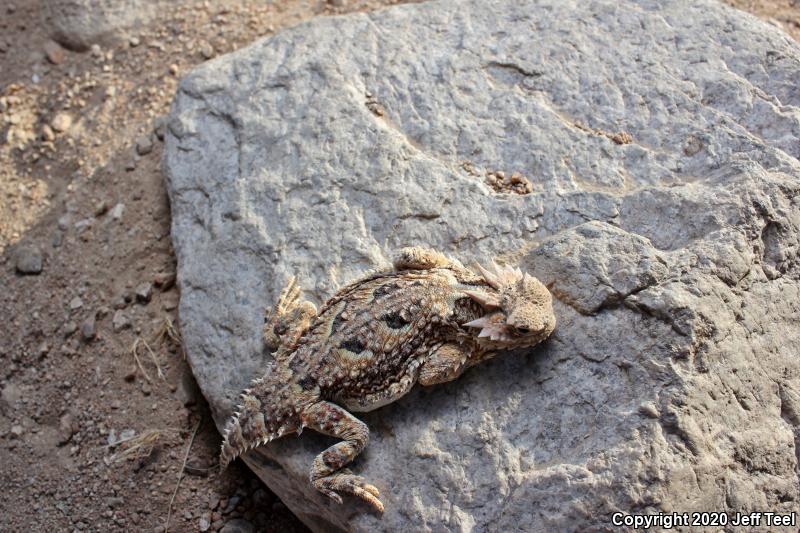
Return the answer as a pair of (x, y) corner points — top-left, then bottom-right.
(312, 471), (384, 513)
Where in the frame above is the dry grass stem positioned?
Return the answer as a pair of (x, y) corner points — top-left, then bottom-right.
(130, 338), (154, 382)
(165, 418), (202, 532)
(141, 336), (165, 380)
(130, 337), (165, 382)
(109, 428), (178, 463)
(154, 316), (185, 359)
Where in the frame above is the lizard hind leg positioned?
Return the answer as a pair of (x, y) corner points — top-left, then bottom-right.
(301, 401), (384, 513)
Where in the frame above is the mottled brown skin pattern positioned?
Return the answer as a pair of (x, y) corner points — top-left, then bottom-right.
(220, 247), (556, 513)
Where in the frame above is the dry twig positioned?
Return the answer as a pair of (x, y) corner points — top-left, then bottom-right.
(165, 418), (202, 532)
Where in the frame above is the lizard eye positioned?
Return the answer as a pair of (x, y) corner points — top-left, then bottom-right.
(516, 327), (530, 334)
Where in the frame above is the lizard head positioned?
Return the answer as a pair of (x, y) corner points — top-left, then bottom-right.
(463, 261), (555, 350)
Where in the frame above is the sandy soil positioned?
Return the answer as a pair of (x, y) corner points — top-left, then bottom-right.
(0, 1), (796, 532)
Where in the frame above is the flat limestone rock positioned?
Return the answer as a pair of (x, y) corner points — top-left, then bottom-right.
(163, 0), (800, 530)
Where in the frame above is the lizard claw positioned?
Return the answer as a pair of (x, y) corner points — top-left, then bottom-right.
(312, 473), (384, 514)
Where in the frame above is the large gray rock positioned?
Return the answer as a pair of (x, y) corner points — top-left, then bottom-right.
(163, 0), (800, 530)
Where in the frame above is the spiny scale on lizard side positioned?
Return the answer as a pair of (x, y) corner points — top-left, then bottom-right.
(220, 247), (556, 513)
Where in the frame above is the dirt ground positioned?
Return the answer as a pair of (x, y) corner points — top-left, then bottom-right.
(0, 1), (797, 532)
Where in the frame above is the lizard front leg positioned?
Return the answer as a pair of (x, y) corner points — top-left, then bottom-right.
(263, 276), (317, 355)
(419, 342), (475, 385)
(301, 401), (384, 513)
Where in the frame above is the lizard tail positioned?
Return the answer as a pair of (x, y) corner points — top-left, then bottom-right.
(219, 412), (250, 469)
(219, 381), (302, 469)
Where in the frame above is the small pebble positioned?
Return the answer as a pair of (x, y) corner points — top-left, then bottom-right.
(94, 200), (109, 217)
(107, 497), (124, 508)
(135, 135), (153, 156)
(199, 40), (214, 60)
(44, 40), (66, 64)
(63, 321), (78, 337)
(57, 215), (70, 231)
(15, 245), (43, 275)
(81, 313), (97, 341)
(110, 203), (125, 220)
(2, 384), (20, 410)
(112, 310), (131, 332)
(41, 125), (55, 142)
(113, 296), (128, 310)
(51, 112), (73, 133)
(74, 218), (93, 235)
(135, 282), (153, 303)
(69, 296), (83, 310)
(58, 413), (77, 444)
(153, 116), (167, 141)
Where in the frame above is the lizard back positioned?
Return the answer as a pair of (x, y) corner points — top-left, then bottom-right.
(287, 267), (485, 410)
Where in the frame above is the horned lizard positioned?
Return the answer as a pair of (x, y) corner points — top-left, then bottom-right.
(220, 246), (556, 513)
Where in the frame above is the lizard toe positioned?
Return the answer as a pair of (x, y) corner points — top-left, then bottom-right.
(313, 473), (384, 513)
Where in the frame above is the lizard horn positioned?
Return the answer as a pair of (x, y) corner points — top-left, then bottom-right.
(464, 317), (491, 328)
(464, 289), (501, 308)
(476, 261), (501, 289)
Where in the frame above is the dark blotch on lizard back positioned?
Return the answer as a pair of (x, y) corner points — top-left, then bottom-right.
(339, 338), (366, 354)
(331, 308), (348, 331)
(382, 311), (410, 329)
(372, 282), (398, 299)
